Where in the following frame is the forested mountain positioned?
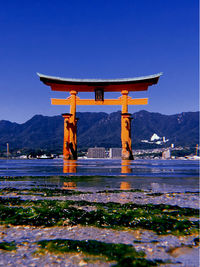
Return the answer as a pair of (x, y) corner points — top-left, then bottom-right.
(0, 110), (199, 153)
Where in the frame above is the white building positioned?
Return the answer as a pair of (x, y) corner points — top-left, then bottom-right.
(109, 148), (121, 158)
(87, 147), (106, 158)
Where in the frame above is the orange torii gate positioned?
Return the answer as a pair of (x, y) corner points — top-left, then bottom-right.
(37, 73), (162, 160)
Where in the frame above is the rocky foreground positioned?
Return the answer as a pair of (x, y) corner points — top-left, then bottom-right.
(0, 179), (199, 266)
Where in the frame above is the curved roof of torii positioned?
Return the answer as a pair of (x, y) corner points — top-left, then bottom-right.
(37, 72), (162, 92)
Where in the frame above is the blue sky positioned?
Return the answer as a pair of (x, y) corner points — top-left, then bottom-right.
(0, 0), (198, 123)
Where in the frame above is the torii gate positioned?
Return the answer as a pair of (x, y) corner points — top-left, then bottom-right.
(37, 72), (162, 160)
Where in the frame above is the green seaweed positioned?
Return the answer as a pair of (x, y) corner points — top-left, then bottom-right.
(0, 241), (17, 251)
(37, 239), (159, 266)
(0, 187), (91, 197)
(0, 197), (198, 235)
(67, 200), (199, 218)
(0, 197), (23, 206)
(0, 175), (116, 181)
(1, 197), (198, 217)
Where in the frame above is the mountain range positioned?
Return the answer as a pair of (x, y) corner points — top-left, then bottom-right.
(0, 110), (199, 153)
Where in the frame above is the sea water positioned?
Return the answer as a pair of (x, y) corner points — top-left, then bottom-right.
(0, 159), (198, 192)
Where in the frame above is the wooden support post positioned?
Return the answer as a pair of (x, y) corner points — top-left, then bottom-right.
(121, 90), (133, 160)
(62, 113), (71, 160)
(70, 90), (77, 119)
(121, 113), (133, 160)
(62, 91), (78, 160)
(69, 90), (78, 159)
(121, 90), (128, 113)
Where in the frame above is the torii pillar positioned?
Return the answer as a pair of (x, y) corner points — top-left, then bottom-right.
(121, 90), (133, 159)
(62, 90), (78, 160)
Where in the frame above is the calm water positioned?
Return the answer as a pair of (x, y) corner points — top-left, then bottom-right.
(0, 159), (199, 192)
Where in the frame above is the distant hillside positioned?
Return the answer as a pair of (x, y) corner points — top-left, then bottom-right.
(0, 111), (199, 152)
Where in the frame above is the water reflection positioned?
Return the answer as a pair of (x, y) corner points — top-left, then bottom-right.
(120, 181), (131, 190)
(63, 160), (77, 173)
(0, 159), (198, 178)
(62, 181), (77, 190)
(121, 160), (132, 174)
(62, 159), (134, 175)
(0, 159), (198, 193)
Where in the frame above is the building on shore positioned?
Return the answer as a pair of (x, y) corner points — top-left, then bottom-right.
(87, 147), (106, 158)
(109, 148), (121, 158)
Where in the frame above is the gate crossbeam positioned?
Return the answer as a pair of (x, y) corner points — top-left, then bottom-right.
(51, 97), (148, 106)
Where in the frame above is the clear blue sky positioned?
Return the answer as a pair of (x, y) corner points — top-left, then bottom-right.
(0, 0), (198, 123)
